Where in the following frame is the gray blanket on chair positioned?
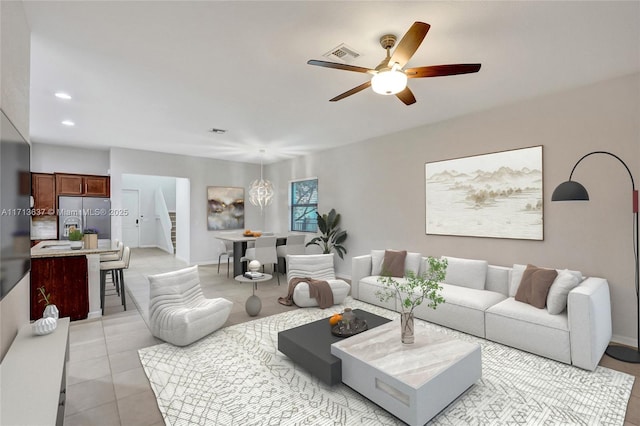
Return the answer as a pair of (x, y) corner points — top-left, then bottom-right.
(278, 277), (334, 309)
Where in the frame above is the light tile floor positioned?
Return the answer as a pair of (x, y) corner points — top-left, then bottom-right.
(65, 248), (640, 425)
(64, 248), (296, 426)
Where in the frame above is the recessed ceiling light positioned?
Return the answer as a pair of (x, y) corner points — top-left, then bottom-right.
(209, 128), (227, 134)
(55, 92), (72, 100)
(61, 120), (75, 126)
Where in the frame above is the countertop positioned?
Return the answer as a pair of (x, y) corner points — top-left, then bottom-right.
(31, 239), (118, 258)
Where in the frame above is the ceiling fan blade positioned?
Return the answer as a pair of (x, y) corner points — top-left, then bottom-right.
(329, 81), (372, 102)
(405, 64), (482, 78)
(388, 22), (431, 68)
(307, 59), (373, 74)
(395, 86), (416, 105)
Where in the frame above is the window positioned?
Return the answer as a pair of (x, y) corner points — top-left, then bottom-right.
(290, 178), (318, 232)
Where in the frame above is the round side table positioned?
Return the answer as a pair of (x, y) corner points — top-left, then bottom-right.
(234, 273), (273, 316)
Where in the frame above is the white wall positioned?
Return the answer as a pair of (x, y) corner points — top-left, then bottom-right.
(267, 73), (640, 346)
(31, 142), (109, 175)
(0, 0), (31, 361)
(122, 174), (176, 247)
(109, 148), (260, 265)
(175, 178), (190, 263)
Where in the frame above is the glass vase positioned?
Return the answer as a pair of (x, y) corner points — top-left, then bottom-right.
(401, 312), (414, 344)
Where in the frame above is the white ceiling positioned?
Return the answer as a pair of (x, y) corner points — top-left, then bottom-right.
(23, 1), (640, 164)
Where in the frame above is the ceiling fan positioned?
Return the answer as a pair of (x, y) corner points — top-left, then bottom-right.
(308, 21), (481, 105)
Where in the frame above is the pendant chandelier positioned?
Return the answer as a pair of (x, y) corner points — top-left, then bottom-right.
(249, 149), (274, 210)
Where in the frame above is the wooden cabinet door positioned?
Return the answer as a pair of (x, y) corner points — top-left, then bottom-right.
(30, 256), (89, 321)
(32, 173), (56, 214)
(55, 174), (84, 195)
(84, 176), (110, 197)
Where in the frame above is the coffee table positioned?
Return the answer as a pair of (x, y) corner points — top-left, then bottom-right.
(331, 319), (481, 426)
(277, 309), (391, 385)
(234, 273), (272, 316)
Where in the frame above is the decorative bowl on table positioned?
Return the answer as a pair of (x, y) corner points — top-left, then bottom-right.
(331, 317), (368, 337)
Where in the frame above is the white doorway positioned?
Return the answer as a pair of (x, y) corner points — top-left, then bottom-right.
(122, 189), (140, 248)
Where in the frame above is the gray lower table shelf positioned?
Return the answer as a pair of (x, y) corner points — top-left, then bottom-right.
(277, 309), (391, 386)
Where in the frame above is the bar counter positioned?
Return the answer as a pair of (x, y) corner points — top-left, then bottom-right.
(31, 240), (118, 320)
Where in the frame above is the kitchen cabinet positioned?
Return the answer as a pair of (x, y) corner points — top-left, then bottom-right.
(32, 173), (56, 214)
(55, 173), (110, 197)
(31, 256), (89, 321)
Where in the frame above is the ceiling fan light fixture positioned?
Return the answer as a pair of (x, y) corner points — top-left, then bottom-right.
(371, 68), (407, 95)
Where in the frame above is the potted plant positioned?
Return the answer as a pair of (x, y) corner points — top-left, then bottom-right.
(37, 286), (59, 320)
(83, 227), (99, 249)
(305, 208), (348, 259)
(376, 257), (447, 344)
(68, 228), (84, 249)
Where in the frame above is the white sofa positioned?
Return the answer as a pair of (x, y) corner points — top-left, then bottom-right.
(352, 250), (612, 371)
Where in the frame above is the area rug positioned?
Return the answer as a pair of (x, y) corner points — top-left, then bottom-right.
(139, 298), (634, 425)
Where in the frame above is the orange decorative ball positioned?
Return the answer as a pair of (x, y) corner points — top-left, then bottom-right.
(329, 313), (343, 326)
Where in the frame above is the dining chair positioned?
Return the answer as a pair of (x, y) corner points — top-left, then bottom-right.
(216, 239), (234, 277)
(241, 236), (280, 284)
(276, 234), (306, 274)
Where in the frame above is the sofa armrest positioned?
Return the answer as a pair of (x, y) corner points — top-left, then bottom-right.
(351, 255), (372, 300)
(568, 277), (612, 371)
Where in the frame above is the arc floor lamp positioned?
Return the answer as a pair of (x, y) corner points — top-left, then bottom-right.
(551, 151), (639, 363)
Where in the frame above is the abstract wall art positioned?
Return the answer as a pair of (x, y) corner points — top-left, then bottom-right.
(425, 146), (543, 240)
(207, 186), (244, 230)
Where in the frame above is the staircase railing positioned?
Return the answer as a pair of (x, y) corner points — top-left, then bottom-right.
(155, 188), (174, 254)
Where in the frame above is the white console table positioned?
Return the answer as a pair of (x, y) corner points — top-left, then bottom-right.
(1, 317), (70, 426)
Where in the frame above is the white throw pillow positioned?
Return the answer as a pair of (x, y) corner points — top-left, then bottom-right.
(441, 256), (488, 290)
(405, 252), (422, 276)
(509, 264), (528, 297)
(546, 269), (581, 314)
(370, 250), (385, 275)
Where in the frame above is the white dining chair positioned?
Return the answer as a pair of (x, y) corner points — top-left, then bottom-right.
(276, 234), (306, 274)
(241, 236), (279, 284)
(216, 239), (234, 277)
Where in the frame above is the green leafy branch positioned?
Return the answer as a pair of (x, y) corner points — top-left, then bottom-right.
(376, 256), (447, 316)
(37, 286), (51, 307)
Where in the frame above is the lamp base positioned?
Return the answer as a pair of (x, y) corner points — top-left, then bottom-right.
(605, 344), (640, 363)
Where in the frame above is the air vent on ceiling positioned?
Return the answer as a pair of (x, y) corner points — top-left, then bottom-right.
(323, 43), (361, 64)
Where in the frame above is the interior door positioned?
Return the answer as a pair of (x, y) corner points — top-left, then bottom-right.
(122, 189), (140, 248)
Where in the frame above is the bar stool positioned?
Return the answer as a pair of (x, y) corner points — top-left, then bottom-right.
(100, 246), (131, 314)
(101, 241), (124, 293)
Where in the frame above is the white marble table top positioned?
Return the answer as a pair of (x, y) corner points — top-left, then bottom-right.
(331, 319), (480, 389)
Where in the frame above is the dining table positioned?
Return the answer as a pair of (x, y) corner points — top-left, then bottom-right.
(216, 233), (288, 277)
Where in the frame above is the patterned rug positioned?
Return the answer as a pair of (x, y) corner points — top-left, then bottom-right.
(139, 298), (634, 425)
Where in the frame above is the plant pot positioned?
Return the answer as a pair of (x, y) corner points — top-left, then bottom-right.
(401, 312), (414, 344)
(83, 233), (98, 249)
(70, 241), (83, 250)
(43, 304), (59, 320)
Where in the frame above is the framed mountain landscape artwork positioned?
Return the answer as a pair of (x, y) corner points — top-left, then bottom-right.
(425, 146), (543, 240)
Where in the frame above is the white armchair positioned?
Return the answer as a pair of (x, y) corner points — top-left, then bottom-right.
(286, 254), (350, 307)
(148, 265), (233, 346)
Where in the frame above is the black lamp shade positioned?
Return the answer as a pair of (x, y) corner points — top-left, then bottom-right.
(551, 180), (590, 201)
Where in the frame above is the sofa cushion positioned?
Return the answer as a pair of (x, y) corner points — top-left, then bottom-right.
(359, 275), (398, 311)
(514, 265), (558, 309)
(487, 297), (569, 331)
(509, 264), (527, 296)
(510, 264), (583, 297)
(546, 269), (581, 314)
(381, 250), (407, 277)
(441, 256), (488, 290)
(370, 250), (385, 275)
(405, 252), (422, 276)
